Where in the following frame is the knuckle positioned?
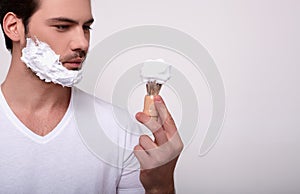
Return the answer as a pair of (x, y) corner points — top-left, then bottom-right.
(177, 142), (184, 153)
(169, 138), (183, 154)
(174, 138), (184, 152)
(165, 116), (175, 125)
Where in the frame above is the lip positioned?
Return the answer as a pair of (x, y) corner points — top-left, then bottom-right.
(65, 59), (84, 63)
(63, 60), (83, 70)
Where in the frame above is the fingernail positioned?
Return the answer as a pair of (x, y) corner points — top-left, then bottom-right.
(154, 95), (162, 102)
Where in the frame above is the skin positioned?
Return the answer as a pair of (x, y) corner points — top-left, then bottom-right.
(1, 0), (183, 193)
(135, 95), (183, 194)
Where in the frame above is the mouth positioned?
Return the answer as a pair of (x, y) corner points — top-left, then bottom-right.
(62, 59), (84, 70)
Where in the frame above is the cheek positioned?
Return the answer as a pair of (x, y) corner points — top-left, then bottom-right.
(46, 40), (68, 55)
(48, 37), (72, 57)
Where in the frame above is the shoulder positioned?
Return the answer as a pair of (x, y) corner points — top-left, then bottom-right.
(71, 87), (142, 148)
(72, 87), (130, 127)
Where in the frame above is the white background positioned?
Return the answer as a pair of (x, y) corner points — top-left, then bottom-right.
(1, 0), (299, 193)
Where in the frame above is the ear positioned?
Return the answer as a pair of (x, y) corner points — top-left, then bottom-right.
(2, 12), (25, 44)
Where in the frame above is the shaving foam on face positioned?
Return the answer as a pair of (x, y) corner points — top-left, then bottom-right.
(21, 38), (83, 87)
(140, 59), (171, 84)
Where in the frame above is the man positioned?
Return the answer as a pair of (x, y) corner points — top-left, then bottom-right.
(0, 0), (183, 193)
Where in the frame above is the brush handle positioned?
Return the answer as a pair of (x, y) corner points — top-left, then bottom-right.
(143, 95), (158, 118)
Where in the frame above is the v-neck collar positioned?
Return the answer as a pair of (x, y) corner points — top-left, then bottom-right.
(0, 87), (73, 144)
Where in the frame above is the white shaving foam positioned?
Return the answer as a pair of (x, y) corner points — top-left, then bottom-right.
(140, 59), (171, 84)
(21, 38), (83, 87)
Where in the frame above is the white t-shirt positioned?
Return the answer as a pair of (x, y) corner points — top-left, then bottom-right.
(0, 87), (145, 194)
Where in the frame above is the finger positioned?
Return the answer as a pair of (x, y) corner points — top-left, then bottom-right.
(154, 95), (178, 137)
(135, 112), (161, 133)
(152, 126), (168, 146)
(138, 135), (156, 151)
(136, 112), (168, 145)
(133, 145), (150, 169)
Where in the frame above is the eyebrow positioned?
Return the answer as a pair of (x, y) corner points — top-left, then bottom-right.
(46, 17), (94, 25)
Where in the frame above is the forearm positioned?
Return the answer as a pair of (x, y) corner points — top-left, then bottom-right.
(145, 184), (175, 194)
(143, 174), (175, 194)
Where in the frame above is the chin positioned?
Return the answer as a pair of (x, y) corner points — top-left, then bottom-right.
(63, 64), (82, 71)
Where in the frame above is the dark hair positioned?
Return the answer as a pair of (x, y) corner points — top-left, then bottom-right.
(0, 0), (40, 51)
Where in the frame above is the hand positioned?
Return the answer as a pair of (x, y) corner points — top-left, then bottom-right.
(134, 95), (184, 194)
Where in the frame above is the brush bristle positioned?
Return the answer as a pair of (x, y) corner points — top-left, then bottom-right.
(146, 81), (162, 95)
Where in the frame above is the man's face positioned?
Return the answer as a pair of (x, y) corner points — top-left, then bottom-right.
(25, 0), (93, 70)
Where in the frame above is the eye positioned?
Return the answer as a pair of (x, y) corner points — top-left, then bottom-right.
(83, 25), (92, 32)
(55, 25), (70, 31)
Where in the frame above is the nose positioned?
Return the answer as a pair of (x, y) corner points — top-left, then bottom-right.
(70, 27), (89, 54)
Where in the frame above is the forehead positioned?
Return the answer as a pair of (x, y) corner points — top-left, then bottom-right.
(36, 0), (92, 20)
